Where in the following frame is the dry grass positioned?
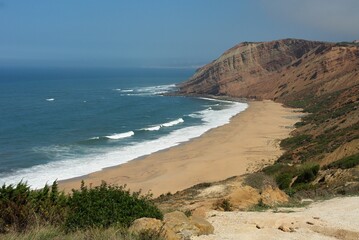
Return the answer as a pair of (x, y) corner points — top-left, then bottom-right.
(1, 226), (164, 240)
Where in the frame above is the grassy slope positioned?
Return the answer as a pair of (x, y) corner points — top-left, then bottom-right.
(264, 85), (359, 197)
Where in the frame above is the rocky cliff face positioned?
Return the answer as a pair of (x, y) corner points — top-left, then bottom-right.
(179, 39), (359, 102)
(179, 39), (359, 197)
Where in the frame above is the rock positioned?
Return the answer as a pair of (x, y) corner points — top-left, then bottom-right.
(306, 221), (314, 225)
(129, 217), (162, 233)
(227, 186), (261, 209)
(163, 211), (214, 238)
(256, 224), (262, 229)
(129, 217), (179, 240)
(192, 207), (207, 218)
(164, 211), (200, 237)
(261, 186), (288, 206)
(179, 39), (359, 106)
(278, 224), (291, 232)
(190, 215), (214, 235)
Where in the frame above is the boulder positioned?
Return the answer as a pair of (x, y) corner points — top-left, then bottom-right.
(190, 215), (214, 235)
(261, 186), (288, 206)
(129, 217), (179, 240)
(191, 207), (207, 218)
(278, 224), (291, 232)
(164, 211), (200, 237)
(227, 186), (261, 209)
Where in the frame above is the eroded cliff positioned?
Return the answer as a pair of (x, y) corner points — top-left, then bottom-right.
(179, 39), (359, 102)
(179, 39), (359, 197)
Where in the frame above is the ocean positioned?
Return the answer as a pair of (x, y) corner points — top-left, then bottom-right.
(0, 67), (247, 188)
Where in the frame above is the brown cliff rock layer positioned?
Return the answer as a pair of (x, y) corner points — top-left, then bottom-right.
(179, 39), (359, 102)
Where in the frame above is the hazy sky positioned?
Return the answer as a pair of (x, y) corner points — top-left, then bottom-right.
(0, 0), (358, 68)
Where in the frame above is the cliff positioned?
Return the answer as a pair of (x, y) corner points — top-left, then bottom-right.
(179, 39), (359, 102)
(179, 38), (359, 197)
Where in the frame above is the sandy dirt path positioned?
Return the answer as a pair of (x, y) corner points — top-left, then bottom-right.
(192, 196), (359, 240)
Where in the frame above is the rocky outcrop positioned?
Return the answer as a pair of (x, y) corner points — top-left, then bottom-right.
(164, 211), (214, 239)
(179, 39), (359, 103)
(129, 212), (214, 240)
(261, 186), (289, 206)
(129, 217), (179, 240)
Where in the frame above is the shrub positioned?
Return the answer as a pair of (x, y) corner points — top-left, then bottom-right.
(324, 153), (359, 169)
(0, 182), (33, 233)
(275, 173), (293, 190)
(65, 181), (163, 231)
(29, 181), (67, 225)
(0, 181), (65, 233)
(1, 181), (163, 235)
(280, 134), (312, 150)
(214, 198), (232, 211)
(264, 163), (320, 192)
(293, 164), (320, 185)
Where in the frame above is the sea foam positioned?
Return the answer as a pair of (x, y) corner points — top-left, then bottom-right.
(141, 118), (184, 131)
(105, 131), (135, 140)
(116, 84), (176, 96)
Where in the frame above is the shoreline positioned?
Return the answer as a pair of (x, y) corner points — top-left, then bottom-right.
(59, 100), (302, 196)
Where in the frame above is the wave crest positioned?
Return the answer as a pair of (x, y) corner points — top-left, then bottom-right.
(162, 118), (184, 127)
(105, 131), (134, 140)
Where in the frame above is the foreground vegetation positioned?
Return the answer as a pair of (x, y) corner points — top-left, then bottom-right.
(1, 226), (164, 240)
(0, 181), (163, 239)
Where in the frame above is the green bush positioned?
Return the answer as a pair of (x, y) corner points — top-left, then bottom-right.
(29, 181), (67, 225)
(65, 181), (163, 231)
(275, 173), (293, 189)
(1, 181), (163, 234)
(324, 153), (359, 169)
(0, 181), (66, 233)
(293, 164), (320, 185)
(280, 134), (312, 150)
(264, 163), (320, 192)
(0, 182), (33, 233)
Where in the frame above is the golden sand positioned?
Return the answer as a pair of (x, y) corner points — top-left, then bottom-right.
(59, 100), (302, 196)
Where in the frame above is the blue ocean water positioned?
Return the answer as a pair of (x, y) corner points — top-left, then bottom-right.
(0, 67), (247, 188)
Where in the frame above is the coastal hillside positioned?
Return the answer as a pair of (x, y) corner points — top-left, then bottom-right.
(179, 39), (359, 102)
(180, 39), (359, 196)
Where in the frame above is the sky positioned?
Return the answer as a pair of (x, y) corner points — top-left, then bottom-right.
(0, 0), (358, 68)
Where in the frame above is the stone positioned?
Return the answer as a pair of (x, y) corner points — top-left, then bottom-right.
(261, 186), (289, 206)
(227, 186), (261, 209)
(190, 215), (214, 235)
(129, 217), (179, 240)
(164, 211), (200, 237)
(192, 207), (207, 218)
(278, 224), (291, 232)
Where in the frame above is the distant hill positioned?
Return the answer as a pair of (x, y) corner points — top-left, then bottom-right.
(179, 38), (359, 196)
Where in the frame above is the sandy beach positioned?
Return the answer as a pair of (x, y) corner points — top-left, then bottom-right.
(59, 100), (302, 196)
